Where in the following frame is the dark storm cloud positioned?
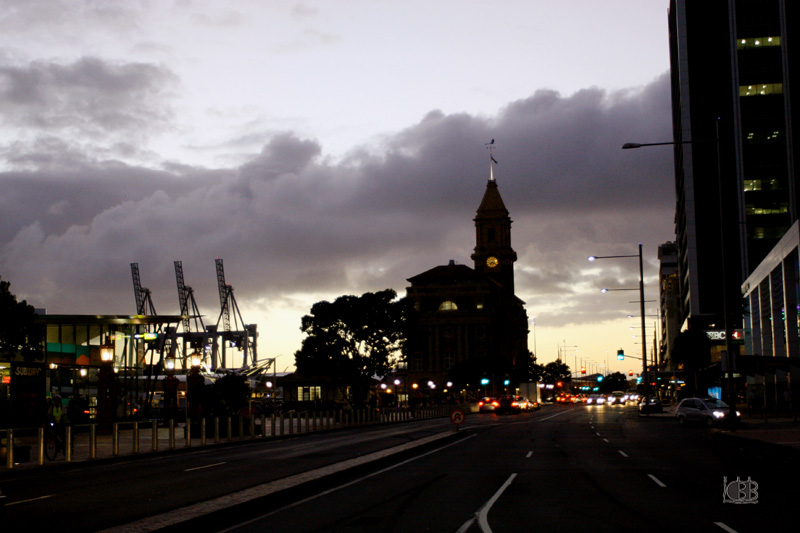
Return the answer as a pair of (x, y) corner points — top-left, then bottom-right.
(1, 73), (674, 329)
(0, 56), (177, 136)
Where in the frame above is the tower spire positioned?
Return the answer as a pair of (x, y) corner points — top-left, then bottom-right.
(485, 139), (498, 181)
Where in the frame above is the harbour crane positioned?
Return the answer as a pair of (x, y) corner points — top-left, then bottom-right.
(209, 258), (258, 369)
(174, 260), (208, 368)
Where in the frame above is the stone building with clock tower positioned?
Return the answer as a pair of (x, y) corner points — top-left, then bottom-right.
(403, 175), (530, 397)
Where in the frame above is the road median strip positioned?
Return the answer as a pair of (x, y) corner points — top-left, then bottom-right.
(103, 430), (455, 532)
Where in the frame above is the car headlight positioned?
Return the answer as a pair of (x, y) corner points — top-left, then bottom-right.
(712, 410), (726, 418)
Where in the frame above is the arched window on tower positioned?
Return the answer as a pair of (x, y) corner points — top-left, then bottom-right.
(439, 300), (458, 311)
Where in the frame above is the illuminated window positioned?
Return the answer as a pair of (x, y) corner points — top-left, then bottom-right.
(439, 301), (458, 311)
(743, 180), (762, 191)
(743, 129), (783, 143)
(737, 36), (781, 49)
(746, 205), (788, 215)
(739, 83), (783, 96)
(298, 386), (321, 401)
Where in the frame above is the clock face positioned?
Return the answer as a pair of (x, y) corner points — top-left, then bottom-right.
(486, 256), (499, 268)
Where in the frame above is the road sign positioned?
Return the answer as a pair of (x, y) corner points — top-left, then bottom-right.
(450, 409), (464, 426)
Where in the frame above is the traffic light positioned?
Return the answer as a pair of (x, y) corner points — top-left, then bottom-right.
(503, 379), (510, 386)
(581, 366), (586, 375)
(617, 349), (625, 360)
(480, 378), (490, 386)
(628, 369), (633, 376)
(597, 375), (604, 382)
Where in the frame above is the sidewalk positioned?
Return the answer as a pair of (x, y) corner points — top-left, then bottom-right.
(1, 422), (274, 470)
(1, 407), (444, 471)
(640, 403), (800, 451)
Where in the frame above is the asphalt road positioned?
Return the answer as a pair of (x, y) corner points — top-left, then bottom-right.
(2, 404), (797, 532)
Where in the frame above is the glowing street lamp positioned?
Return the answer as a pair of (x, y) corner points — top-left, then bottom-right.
(624, 130), (738, 424)
(98, 344), (116, 428)
(589, 244), (650, 400)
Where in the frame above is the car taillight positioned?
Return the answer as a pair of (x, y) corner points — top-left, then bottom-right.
(478, 401), (485, 407)
(492, 401), (500, 407)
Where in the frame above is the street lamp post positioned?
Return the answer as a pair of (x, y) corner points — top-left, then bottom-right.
(589, 244), (649, 399)
(98, 344), (116, 430)
(624, 130), (738, 426)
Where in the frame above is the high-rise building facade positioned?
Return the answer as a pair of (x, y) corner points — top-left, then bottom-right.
(658, 241), (681, 370)
(668, 0), (799, 340)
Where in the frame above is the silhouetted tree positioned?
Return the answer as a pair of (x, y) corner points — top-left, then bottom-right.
(0, 275), (43, 362)
(600, 372), (629, 394)
(294, 289), (412, 407)
(212, 373), (251, 416)
(542, 361), (572, 384)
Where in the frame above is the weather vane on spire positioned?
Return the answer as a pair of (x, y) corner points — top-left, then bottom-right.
(485, 139), (498, 181)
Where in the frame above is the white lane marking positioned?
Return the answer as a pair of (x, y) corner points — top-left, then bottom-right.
(184, 461), (227, 472)
(456, 517), (476, 533)
(648, 474), (667, 487)
(618, 450), (629, 458)
(535, 410), (572, 422)
(603, 439), (609, 443)
(715, 522), (739, 533)
(211, 433), (476, 533)
(526, 451), (533, 458)
(5, 494), (54, 506)
(477, 473), (517, 533)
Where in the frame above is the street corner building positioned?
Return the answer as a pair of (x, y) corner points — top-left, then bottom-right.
(403, 174), (530, 395)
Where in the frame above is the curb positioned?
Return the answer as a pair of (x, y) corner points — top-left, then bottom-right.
(101, 430), (463, 532)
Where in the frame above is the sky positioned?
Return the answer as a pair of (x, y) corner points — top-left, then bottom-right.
(0, 0), (676, 377)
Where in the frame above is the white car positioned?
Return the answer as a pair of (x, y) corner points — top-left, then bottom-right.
(676, 397), (740, 426)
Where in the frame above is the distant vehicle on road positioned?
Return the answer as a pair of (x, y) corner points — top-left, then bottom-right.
(606, 391), (627, 405)
(478, 397), (499, 413)
(586, 394), (606, 405)
(638, 396), (663, 414)
(511, 396), (540, 411)
(676, 397), (740, 426)
(495, 395), (527, 414)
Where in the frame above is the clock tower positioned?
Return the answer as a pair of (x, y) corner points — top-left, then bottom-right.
(471, 178), (517, 293)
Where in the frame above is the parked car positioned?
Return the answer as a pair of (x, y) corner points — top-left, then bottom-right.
(478, 397), (499, 413)
(638, 396), (663, 414)
(676, 397), (740, 426)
